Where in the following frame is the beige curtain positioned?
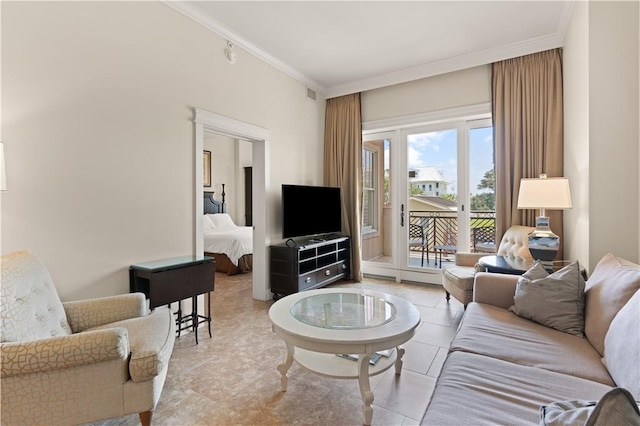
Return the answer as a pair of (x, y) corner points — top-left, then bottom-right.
(324, 93), (363, 281)
(492, 48), (564, 257)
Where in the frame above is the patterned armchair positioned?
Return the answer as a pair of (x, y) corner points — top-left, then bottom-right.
(442, 225), (534, 307)
(1, 251), (176, 426)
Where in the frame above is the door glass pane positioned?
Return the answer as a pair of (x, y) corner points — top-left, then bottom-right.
(361, 139), (392, 265)
(469, 126), (496, 253)
(407, 129), (458, 268)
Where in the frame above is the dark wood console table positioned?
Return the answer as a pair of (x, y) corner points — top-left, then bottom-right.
(129, 256), (215, 344)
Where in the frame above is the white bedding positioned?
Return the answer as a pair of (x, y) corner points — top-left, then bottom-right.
(203, 214), (252, 265)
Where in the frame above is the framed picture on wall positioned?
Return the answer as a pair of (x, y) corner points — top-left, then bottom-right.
(203, 150), (211, 187)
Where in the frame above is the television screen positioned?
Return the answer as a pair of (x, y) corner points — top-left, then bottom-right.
(282, 184), (342, 239)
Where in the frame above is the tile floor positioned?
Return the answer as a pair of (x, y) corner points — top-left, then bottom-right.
(94, 273), (464, 426)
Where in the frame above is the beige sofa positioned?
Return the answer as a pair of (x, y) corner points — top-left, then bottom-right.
(422, 253), (640, 424)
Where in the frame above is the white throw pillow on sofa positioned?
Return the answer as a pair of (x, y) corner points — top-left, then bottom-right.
(602, 290), (640, 401)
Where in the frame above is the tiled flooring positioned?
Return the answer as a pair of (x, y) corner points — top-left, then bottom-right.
(95, 273), (463, 426)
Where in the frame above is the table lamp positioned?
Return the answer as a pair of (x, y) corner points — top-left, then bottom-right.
(517, 174), (572, 264)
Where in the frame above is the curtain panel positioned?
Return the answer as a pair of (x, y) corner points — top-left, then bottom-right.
(492, 48), (565, 257)
(323, 93), (363, 281)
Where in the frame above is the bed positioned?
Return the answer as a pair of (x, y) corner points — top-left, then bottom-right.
(203, 191), (253, 275)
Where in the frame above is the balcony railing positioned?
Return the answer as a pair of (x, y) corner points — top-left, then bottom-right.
(409, 210), (496, 256)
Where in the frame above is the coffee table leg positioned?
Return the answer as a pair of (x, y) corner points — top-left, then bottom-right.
(395, 345), (405, 375)
(277, 342), (295, 392)
(357, 354), (374, 426)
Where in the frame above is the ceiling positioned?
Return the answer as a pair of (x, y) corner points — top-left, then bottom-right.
(166, 1), (575, 98)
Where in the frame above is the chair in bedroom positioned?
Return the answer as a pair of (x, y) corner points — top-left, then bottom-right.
(1, 250), (176, 426)
(442, 225), (534, 307)
(409, 223), (429, 266)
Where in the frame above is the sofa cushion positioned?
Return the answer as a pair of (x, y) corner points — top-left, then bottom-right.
(540, 388), (640, 426)
(451, 303), (615, 385)
(421, 351), (613, 426)
(584, 254), (640, 356)
(510, 261), (586, 337)
(602, 290), (640, 400)
(1, 251), (72, 343)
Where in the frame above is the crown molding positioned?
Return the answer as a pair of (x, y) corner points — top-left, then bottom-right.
(165, 1), (574, 100)
(163, 1), (325, 95)
(325, 31), (565, 99)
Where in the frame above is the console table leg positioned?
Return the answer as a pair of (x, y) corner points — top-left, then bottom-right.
(277, 342), (295, 392)
(191, 296), (198, 345)
(395, 346), (405, 375)
(207, 292), (212, 338)
(357, 354), (374, 426)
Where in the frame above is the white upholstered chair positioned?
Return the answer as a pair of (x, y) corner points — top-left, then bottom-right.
(1, 251), (176, 426)
(442, 225), (534, 307)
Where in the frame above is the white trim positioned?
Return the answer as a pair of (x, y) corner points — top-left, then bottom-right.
(363, 103), (492, 133)
(164, 1), (324, 95)
(193, 109), (272, 301)
(326, 32), (565, 99)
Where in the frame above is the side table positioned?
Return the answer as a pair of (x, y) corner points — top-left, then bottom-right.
(129, 256), (215, 344)
(478, 255), (587, 279)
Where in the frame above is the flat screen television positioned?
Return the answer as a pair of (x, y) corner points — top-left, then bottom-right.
(282, 184), (342, 239)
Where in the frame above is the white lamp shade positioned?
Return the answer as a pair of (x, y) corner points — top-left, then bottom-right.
(517, 177), (572, 209)
(0, 142), (6, 191)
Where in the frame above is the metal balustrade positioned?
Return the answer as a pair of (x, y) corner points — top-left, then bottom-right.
(408, 211), (496, 262)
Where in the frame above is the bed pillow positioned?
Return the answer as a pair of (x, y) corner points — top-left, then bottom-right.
(509, 261), (585, 336)
(203, 215), (216, 232)
(209, 213), (236, 230)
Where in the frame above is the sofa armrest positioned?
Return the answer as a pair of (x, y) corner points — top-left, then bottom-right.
(472, 272), (519, 309)
(455, 252), (487, 267)
(1, 328), (129, 378)
(63, 293), (147, 332)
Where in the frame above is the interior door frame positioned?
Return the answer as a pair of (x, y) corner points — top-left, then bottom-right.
(194, 108), (271, 301)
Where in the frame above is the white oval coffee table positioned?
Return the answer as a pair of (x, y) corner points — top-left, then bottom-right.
(268, 288), (421, 425)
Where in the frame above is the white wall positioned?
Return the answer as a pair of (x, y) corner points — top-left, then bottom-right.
(563, 1), (590, 270)
(1, 2), (325, 301)
(588, 0), (640, 268)
(563, 0), (640, 269)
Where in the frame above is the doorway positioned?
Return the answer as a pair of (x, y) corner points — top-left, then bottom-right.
(360, 107), (493, 285)
(194, 108), (271, 301)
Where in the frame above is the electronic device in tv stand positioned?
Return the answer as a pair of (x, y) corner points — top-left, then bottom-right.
(270, 236), (350, 300)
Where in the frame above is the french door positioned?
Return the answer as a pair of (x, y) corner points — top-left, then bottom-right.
(361, 117), (494, 285)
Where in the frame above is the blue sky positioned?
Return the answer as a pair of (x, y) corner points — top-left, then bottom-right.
(406, 127), (494, 196)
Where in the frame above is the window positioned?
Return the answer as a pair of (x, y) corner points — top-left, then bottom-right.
(429, 184), (432, 191)
(362, 147), (377, 230)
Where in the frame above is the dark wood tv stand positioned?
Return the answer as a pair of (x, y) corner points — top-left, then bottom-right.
(270, 236), (350, 300)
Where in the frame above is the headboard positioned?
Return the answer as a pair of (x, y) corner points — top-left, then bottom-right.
(204, 191), (226, 214)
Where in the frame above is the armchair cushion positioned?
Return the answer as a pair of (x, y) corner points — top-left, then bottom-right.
(1, 251), (71, 343)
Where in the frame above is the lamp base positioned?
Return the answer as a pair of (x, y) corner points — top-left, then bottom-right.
(527, 216), (559, 264)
